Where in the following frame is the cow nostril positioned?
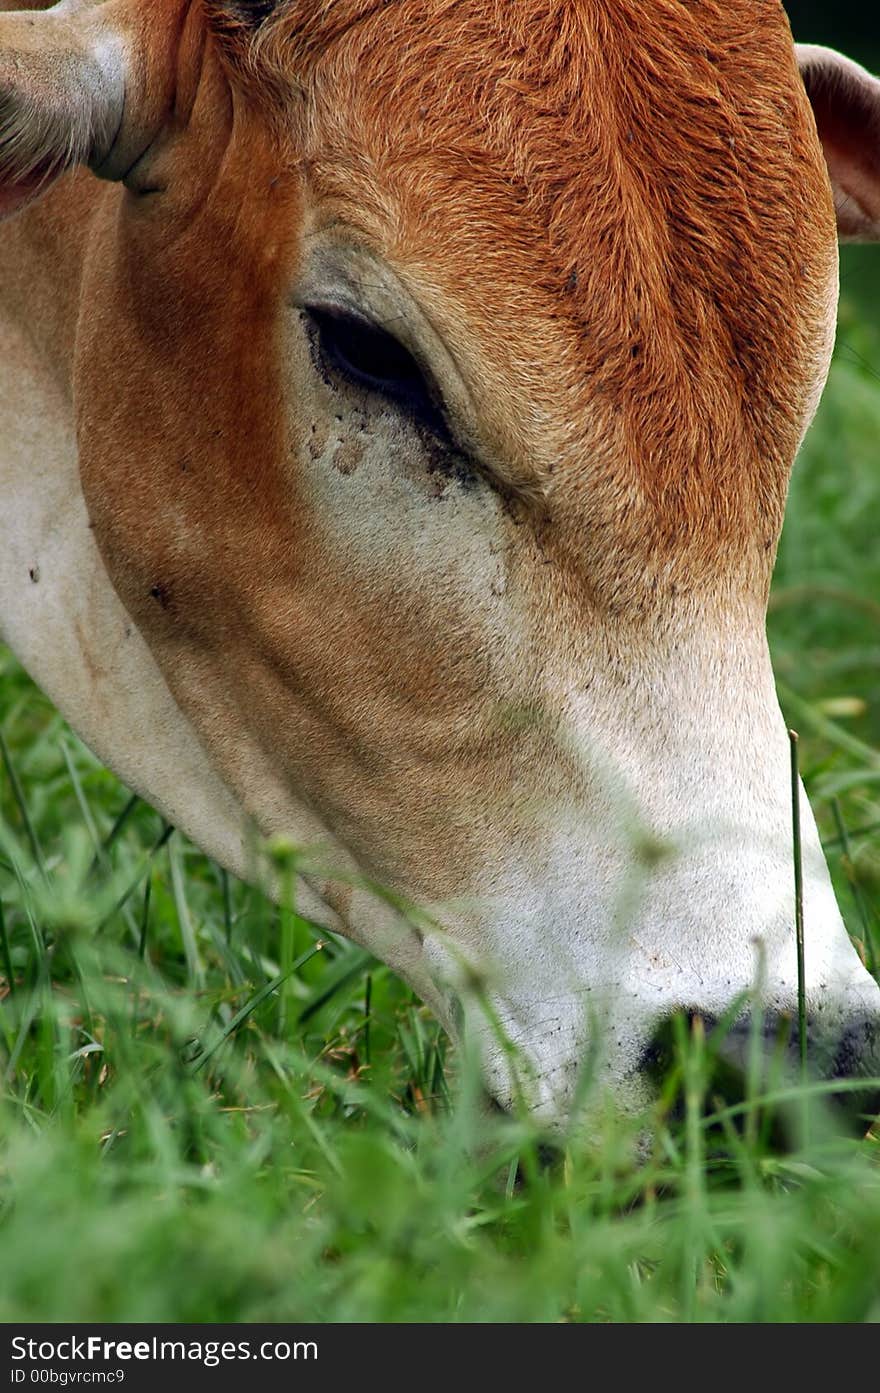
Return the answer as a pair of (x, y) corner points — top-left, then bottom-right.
(643, 1009), (805, 1150)
(642, 1009), (758, 1127)
(641, 1009), (721, 1082)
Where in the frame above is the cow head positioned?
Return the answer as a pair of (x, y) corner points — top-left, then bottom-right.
(2, 0), (880, 1122)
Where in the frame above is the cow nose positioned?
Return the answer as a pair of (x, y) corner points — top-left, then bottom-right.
(644, 1008), (880, 1137)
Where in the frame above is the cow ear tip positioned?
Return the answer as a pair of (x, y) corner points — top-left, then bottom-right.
(796, 42), (880, 244)
(0, 8), (123, 211)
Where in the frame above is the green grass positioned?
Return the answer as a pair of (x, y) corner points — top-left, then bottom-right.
(1, 254), (880, 1323)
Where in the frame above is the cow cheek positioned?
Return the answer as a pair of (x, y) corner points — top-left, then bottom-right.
(71, 207), (496, 894)
(75, 157), (302, 623)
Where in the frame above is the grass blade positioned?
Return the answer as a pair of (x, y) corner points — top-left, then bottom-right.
(191, 940), (326, 1072)
(0, 894), (14, 997)
(0, 727), (44, 873)
(789, 731), (808, 1084)
(96, 823), (174, 933)
(831, 798), (878, 975)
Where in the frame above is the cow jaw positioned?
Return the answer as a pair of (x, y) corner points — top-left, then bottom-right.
(402, 605), (880, 1120)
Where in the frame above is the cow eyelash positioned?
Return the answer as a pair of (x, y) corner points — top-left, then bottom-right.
(306, 306), (446, 431)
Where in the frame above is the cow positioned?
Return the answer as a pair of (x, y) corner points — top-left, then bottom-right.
(1, 0), (880, 1124)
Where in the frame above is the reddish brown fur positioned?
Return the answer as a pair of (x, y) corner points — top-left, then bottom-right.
(207, 0), (837, 603)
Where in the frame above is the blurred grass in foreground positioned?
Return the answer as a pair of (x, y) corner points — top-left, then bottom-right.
(0, 255), (879, 1323)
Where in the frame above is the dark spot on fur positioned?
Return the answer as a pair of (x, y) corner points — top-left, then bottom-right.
(333, 438), (363, 476)
(28, 566), (39, 584)
(149, 583), (172, 610)
(418, 425), (477, 495)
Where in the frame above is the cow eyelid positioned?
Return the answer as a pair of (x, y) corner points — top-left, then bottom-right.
(304, 305), (448, 432)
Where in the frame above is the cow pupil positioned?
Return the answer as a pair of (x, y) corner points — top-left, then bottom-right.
(308, 307), (439, 426)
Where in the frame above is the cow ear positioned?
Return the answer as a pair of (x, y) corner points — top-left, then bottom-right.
(796, 44), (880, 242)
(0, 4), (129, 218)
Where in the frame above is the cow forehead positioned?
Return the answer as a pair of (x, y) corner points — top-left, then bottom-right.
(203, 2), (837, 551)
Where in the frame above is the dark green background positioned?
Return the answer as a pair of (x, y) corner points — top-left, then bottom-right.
(784, 3), (878, 65)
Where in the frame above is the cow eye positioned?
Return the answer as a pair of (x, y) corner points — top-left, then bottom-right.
(306, 306), (442, 427)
